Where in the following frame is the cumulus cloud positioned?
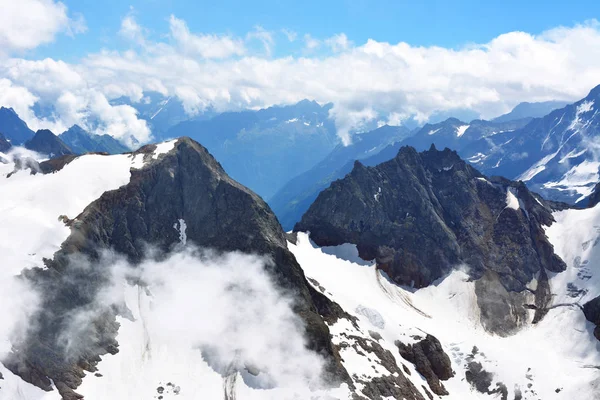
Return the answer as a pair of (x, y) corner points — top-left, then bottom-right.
(325, 33), (352, 52)
(169, 15), (246, 59)
(119, 13), (146, 46)
(0, 0), (86, 54)
(304, 34), (321, 51)
(2, 16), (600, 145)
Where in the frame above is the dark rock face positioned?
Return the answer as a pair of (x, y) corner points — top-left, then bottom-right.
(25, 129), (74, 158)
(340, 335), (425, 400)
(7, 137), (349, 399)
(0, 132), (11, 153)
(296, 146), (565, 292)
(583, 296), (600, 340)
(396, 335), (453, 396)
(296, 146), (566, 334)
(269, 125), (411, 230)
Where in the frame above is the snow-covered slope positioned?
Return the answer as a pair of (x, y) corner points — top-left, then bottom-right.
(289, 226), (600, 399)
(0, 149), (141, 275)
(2, 138), (600, 400)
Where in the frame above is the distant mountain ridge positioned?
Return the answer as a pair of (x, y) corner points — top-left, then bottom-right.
(469, 85), (600, 203)
(492, 100), (570, 123)
(25, 129), (74, 157)
(269, 124), (411, 229)
(0, 107), (34, 145)
(166, 99), (340, 200)
(60, 125), (129, 154)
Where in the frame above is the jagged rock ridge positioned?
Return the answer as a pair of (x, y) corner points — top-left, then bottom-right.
(296, 145), (566, 334)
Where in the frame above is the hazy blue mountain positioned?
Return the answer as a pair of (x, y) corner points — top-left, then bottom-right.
(471, 85), (600, 203)
(0, 132), (11, 153)
(60, 125), (129, 154)
(25, 129), (74, 157)
(111, 92), (218, 140)
(399, 117), (531, 153)
(269, 124), (411, 229)
(166, 99), (339, 200)
(0, 107), (35, 145)
(492, 100), (570, 123)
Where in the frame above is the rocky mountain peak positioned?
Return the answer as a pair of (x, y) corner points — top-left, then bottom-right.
(25, 129), (73, 158)
(7, 137), (349, 399)
(296, 145), (566, 335)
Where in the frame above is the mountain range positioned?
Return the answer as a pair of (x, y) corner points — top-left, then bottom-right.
(2, 134), (600, 399)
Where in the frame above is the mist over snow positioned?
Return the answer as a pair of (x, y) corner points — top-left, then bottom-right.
(5, 245), (345, 399)
(0, 273), (40, 358)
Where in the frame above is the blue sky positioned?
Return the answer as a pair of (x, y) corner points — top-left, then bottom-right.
(34, 0), (600, 61)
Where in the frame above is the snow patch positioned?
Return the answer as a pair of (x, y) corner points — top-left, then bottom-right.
(427, 128), (441, 135)
(285, 118), (298, 123)
(517, 151), (559, 181)
(152, 139), (178, 160)
(505, 187), (520, 210)
(456, 125), (470, 137)
(559, 148), (587, 164)
(467, 152), (487, 164)
(373, 186), (382, 202)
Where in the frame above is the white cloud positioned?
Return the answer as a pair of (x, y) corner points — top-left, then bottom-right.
(0, 0), (86, 54)
(169, 15), (245, 59)
(281, 29), (297, 42)
(325, 33), (352, 52)
(56, 248), (329, 394)
(0, 269), (40, 358)
(247, 25), (275, 56)
(304, 34), (321, 51)
(329, 106), (378, 145)
(119, 14), (146, 46)
(2, 18), (600, 145)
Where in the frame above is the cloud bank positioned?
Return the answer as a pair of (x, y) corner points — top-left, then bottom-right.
(50, 247), (329, 396)
(1, 2), (600, 145)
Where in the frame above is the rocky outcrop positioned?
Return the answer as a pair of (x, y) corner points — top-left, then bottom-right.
(6, 137), (349, 399)
(296, 145), (566, 334)
(396, 335), (453, 396)
(25, 129), (74, 158)
(583, 296), (600, 340)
